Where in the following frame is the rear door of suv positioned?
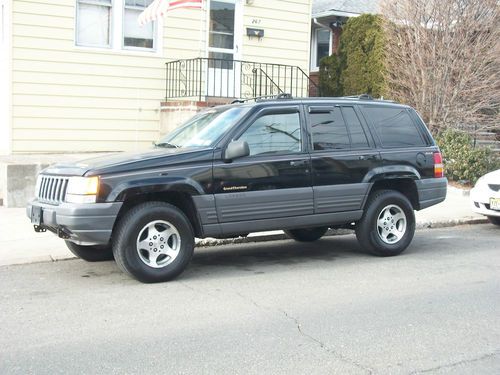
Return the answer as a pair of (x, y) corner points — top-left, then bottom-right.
(306, 103), (380, 214)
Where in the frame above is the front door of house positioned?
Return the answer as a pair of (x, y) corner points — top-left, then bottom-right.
(206, 0), (242, 98)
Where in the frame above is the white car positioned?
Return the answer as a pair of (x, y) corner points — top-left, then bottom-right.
(470, 169), (500, 225)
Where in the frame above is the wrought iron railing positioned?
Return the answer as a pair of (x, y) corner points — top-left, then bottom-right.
(165, 58), (320, 101)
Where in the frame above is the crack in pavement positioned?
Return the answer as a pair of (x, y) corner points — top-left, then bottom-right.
(410, 349), (500, 374)
(235, 291), (373, 374)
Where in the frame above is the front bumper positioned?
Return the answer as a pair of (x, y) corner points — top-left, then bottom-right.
(26, 200), (123, 245)
(470, 186), (500, 218)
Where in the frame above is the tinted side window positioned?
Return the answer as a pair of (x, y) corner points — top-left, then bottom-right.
(238, 112), (301, 156)
(311, 108), (350, 150)
(364, 107), (425, 147)
(341, 107), (369, 148)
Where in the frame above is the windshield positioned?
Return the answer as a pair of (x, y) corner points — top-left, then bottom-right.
(156, 106), (250, 148)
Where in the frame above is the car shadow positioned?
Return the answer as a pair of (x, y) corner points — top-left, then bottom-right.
(181, 234), (368, 281)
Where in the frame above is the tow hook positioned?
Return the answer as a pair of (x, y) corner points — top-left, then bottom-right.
(33, 225), (46, 233)
(57, 227), (72, 239)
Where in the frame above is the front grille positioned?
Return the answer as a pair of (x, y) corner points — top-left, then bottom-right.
(36, 175), (69, 204)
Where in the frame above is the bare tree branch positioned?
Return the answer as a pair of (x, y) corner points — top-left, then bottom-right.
(381, 0), (500, 134)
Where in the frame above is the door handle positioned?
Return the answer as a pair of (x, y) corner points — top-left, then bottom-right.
(290, 160), (308, 167)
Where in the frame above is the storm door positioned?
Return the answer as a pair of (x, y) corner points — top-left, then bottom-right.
(206, 0), (242, 98)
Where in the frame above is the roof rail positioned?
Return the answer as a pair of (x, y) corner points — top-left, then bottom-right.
(231, 93), (293, 104)
(340, 94), (374, 100)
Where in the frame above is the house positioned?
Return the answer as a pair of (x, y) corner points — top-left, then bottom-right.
(0, 0), (316, 206)
(0, 0), (314, 156)
(309, 0), (379, 85)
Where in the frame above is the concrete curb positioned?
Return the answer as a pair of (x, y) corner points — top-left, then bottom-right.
(1, 218), (490, 267)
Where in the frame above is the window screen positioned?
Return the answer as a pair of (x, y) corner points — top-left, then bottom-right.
(311, 108), (350, 150)
(364, 107), (425, 147)
(341, 107), (369, 148)
(124, 0), (154, 49)
(238, 112), (301, 156)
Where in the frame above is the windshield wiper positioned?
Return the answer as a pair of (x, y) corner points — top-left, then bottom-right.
(153, 142), (180, 149)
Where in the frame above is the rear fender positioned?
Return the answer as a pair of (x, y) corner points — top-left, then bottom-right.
(362, 166), (421, 183)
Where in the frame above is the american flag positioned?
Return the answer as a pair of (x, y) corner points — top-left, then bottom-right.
(138, 0), (203, 26)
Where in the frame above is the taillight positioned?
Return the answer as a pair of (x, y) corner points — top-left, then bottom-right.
(434, 152), (444, 178)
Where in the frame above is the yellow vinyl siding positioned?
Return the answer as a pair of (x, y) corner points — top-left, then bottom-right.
(11, 0), (312, 153)
(242, 0), (312, 70)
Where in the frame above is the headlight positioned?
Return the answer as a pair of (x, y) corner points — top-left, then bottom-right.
(65, 176), (99, 204)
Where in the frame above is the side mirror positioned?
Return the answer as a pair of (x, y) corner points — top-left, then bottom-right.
(224, 140), (250, 162)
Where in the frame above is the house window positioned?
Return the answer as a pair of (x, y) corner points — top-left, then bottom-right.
(311, 28), (331, 71)
(124, 0), (154, 49)
(76, 0), (112, 47)
(76, 0), (157, 51)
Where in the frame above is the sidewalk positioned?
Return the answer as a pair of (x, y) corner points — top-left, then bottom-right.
(0, 186), (486, 266)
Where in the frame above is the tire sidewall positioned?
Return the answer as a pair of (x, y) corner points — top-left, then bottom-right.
(114, 204), (194, 282)
(362, 191), (415, 255)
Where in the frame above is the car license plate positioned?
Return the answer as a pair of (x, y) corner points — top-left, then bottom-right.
(31, 206), (43, 225)
(490, 198), (500, 211)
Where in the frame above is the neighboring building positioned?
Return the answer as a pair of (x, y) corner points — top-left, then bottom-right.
(0, 0), (313, 155)
(309, 0), (378, 84)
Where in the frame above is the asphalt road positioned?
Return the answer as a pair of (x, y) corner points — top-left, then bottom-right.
(0, 225), (499, 374)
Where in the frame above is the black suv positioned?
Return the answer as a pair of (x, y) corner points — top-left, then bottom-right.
(27, 96), (447, 282)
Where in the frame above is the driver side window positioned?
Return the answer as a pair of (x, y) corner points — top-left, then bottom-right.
(238, 112), (301, 156)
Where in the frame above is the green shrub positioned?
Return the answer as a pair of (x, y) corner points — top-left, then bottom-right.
(317, 14), (387, 98)
(339, 14), (387, 97)
(319, 54), (343, 96)
(436, 129), (499, 184)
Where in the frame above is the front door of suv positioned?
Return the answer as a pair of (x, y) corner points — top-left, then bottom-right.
(213, 106), (313, 225)
(307, 105), (380, 214)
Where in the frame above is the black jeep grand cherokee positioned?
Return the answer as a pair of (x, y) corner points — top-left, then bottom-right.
(27, 96), (447, 283)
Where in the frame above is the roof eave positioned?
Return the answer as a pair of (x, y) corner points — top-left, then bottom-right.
(312, 9), (362, 19)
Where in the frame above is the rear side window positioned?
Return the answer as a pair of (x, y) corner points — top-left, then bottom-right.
(341, 107), (369, 148)
(364, 107), (425, 147)
(310, 107), (350, 150)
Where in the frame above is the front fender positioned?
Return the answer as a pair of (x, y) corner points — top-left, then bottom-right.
(106, 176), (204, 202)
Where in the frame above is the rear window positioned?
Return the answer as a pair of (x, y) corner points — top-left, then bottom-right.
(364, 107), (425, 147)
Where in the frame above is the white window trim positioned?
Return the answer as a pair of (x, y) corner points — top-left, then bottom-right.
(75, 0), (164, 57)
(310, 27), (332, 72)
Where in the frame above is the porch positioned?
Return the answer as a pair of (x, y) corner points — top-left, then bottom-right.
(164, 57), (320, 101)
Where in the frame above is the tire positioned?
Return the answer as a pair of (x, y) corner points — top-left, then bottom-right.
(65, 241), (114, 262)
(112, 202), (194, 283)
(285, 227), (328, 242)
(355, 189), (415, 257)
(488, 216), (500, 226)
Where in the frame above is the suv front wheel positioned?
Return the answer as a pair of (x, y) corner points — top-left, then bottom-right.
(112, 202), (195, 283)
(356, 190), (415, 256)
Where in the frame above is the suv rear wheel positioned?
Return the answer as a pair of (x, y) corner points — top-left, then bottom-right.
(65, 241), (114, 262)
(285, 227), (328, 242)
(112, 202), (194, 283)
(356, 190), (415, 256)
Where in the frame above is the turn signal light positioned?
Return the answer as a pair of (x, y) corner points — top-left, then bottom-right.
(434, 152), (444, 178)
